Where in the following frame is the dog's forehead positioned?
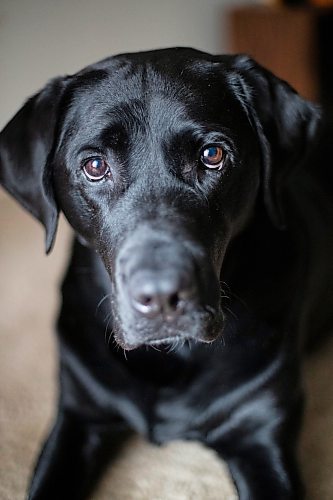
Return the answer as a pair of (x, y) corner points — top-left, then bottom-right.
(63, 50), (241, 129)
(73, 48), (232, 94)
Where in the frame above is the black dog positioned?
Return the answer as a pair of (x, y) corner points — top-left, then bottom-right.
(1, 47), (332, 499)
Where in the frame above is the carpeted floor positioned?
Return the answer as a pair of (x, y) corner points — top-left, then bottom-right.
(1, 191), (333, 499)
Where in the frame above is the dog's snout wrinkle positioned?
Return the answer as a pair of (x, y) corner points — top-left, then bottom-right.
(129, 270), (197, 320)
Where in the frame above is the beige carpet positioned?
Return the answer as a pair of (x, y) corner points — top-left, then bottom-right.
(0, 191), (332, 500)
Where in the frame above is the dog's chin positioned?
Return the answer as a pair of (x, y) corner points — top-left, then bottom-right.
(111, 311), (224, 351)
(114, 332), (220, 351)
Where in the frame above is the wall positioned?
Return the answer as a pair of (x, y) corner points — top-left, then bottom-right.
(0, 0), (255, 129)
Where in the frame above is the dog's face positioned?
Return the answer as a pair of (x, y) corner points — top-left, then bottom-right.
(53, 50), (262, 348)
(0, 48), (319, 349)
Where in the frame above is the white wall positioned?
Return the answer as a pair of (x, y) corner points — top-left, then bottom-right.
(0, 0), (256, 129)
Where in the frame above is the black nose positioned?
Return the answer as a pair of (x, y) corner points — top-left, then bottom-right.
(129, 270), (197, 320)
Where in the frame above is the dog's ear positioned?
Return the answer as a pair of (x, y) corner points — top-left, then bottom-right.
(231, 55), (322, 228)
(0, 77), (68, 253)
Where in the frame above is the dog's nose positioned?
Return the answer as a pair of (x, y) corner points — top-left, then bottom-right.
(129, 271), (197, 319)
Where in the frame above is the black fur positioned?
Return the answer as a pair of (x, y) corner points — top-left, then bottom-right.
(1, 47), (333, 499)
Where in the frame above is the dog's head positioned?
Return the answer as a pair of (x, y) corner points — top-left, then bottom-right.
(0, 48), (320, 349)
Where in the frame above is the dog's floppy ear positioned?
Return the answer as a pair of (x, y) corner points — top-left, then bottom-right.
(0, 77), (68, 253)
(232, 55), (322, 228)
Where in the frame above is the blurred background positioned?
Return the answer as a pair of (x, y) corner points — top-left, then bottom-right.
(1, 0), (333, 130)
(1, 0), (333, 498)
(0, 0), (249, 130)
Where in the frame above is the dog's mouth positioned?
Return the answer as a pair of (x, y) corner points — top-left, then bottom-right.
(110, 304), (224, 351)
(145, 333), (217, 348)
(114, 331), (221, 352)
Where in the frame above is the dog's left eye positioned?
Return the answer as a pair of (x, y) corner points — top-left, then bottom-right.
(82, 157), (110, 181)
(201, 146), (224, 170)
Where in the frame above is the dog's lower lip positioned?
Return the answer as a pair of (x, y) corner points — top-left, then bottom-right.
(146, 335), (186, 346)
(146, 333), (217, 347)
(116, 332), (219, 351)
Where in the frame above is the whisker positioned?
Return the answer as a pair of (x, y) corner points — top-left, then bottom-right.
(96, 293), (112, 312)
(104, 312), (115, 347)
(224, 305), (239, 322)
(107, 331), (113, 346)
(166, 336), (186, 353)
(149, 344), (162, 353)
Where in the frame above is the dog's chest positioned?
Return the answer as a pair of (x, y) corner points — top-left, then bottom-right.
(118, 344), (250, 442)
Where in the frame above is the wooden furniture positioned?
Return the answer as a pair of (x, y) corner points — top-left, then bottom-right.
(227, 5), (333, 105)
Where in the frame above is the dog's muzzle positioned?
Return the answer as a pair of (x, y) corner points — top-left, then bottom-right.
(112, 227), (222, 349)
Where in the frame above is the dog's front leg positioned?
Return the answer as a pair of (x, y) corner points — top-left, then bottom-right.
(204, 355), (305, 500)
(27, 410), (130, 500)
(219, 434), (303, 500)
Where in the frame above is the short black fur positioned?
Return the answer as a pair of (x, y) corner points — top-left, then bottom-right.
(1, 47), (333, 499)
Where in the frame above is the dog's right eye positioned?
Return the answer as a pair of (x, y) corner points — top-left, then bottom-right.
(82, 157), (110, 181)
(201, 146), (224, 170)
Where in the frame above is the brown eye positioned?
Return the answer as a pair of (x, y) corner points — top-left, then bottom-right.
(201, 146), (224, 170)
(83, 157), (110, 181)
